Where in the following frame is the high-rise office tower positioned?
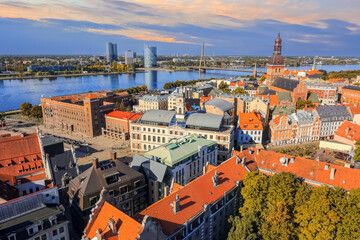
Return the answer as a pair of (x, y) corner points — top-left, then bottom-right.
(144, 43), (157, 68)
(125, 50), (136, 65)
(106, 42), (118, 63)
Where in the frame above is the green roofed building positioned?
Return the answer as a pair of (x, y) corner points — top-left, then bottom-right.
(142, 134), (218, 186)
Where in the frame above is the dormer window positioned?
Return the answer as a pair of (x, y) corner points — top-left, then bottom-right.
(49, 216), (57, 226)
(7, 233), (16, 240)
(27, 227), (34, 236)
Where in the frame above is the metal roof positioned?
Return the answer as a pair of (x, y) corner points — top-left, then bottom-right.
(186, 113), (223, 130)
(205, 98), (233, 112)
(272, 78), (300, 91)
(140, 110), (176, 125)
(316, 105), (352, 122)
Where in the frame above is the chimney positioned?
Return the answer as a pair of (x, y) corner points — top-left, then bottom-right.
(242, 157), (246, 166)
(172, 194), (180, 214)
(240, 145), (243, 152)
(203, 165), (207, 175)
(344, 162), (351, 168)
(330, 168), (336, 180)
(164, 185), (170, 198)
(96, 229), (103, 240)
(345, 127), (350, 135)
(257, 149), (260, 155)
(110, 151), (117, 160)
(108, 218), (117, 234)
(21, 132), (26, 137)
(212, 171), (219, 187)
(92, 157), (99, 168)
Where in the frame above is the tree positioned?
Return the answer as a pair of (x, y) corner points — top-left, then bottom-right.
(260, 75), (266, 82)
(0, 112), (4, 122)
(353, 140), (360, 162)
(219, 81), (228, 90)
(115, 102), (126, 111)
(228, 212), (260, 240)
(20, 102), (33, 117)
(233, 87), (247, 95)
(30, 105), (43, 119)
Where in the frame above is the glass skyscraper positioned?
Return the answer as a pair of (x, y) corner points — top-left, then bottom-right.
(106, 42), (118, 63)
(144, 43), (157, 68)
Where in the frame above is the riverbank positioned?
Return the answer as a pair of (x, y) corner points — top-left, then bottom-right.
(0, 71), (145, 81)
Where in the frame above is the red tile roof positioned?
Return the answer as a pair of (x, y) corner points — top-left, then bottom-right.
(335, 121), (360, 142)
(238, 111), (263, 130)
(229, 82), (245, 87)
(86, 93), (99, 99)
(273, 115), (287, 125)
(85, 201), (143, 240)
(0, 133), (45, 181)
(135, 150), (258, 236)
(200, 97), (211, 103)
(106, 111), (142, 121)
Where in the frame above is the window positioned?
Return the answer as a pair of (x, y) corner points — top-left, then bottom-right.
(49, 216), (57, 226)
(59, 226), (64, 233)
(90, 196), (98, 206)
(120, 185), (128, 194)
(8, 234), (16, 240)
(52, 229), (58, 236)
(28, 227), (34, 235)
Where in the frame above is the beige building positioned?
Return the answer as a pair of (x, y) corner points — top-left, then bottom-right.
(204, 98), (235, 125)
(135, 95), (168, 113)
(130, 110), (235, 162)
(237, 96), (269, 124)
(167, 91), (186, 119)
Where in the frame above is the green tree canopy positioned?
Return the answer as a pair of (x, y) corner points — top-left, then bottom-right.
(30, 105), (43, 119)
(20, 102), (33, 117)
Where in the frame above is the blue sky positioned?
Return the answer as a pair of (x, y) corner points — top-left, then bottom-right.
(0, 0), (359, 56)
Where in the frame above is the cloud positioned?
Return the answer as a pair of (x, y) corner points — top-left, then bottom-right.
(77, 27), (198, 44)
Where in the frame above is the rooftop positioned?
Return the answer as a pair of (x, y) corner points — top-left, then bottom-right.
(143, 134), (217, 167)
(205, 98), (234, 112)
(186, 113), (223, 131)
(139, 110), (176, 125)
(335, 121), (360, 142)
(238, 111), (263, 130)
(106, 110), (142, 121)
(271, 78), (300, 92)
(316, 105), (352, 122)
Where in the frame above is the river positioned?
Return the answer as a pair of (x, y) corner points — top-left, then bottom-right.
(1, 65), (360, 112)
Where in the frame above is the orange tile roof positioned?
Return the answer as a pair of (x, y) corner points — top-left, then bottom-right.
(229, 82), (245, 87)
(135, 150), (257, 236)
(200, 97), (211, 103)
(86, 93), (98, 99)
(348, 106), (360, 117)
(273, 114), (287, 125)
(254, 148), (360, 191)
(171, 182), (182, 193)
(238, 111), (263, 130)
(85, 201), (143, 240)
(0, 133), (45, 181)
(335, 120), (360, 142)
(205, 164), (216, 172)
(307, 70), (323, 75)
(254, 94), (279, 106)
(106, 110), (142, 121)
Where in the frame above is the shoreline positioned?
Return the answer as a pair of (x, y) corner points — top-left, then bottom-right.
(0, 68), (192, 81)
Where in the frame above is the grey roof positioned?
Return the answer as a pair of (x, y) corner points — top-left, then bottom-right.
(277, 92), (292, 102)
(131, 155), (169, 183)
(294, 110), (314, 125)
(205, 98), (234, 112)
(273, 106), (295, 116)
(343, 85), (360, 91)
(307, 92), (320, 103)
(40, 135), (63, 147)
(272, 78), (300, 91)
(0, 205), (66, 240)
(71, 159), (144, 196)
(49, 150), (83, 188)
(316, 105), (352, 122)
(186, 113), (223, 130)
(140, 110), (176, 125)
(209, 89), (222, 97)
(141, 94), (169, 102)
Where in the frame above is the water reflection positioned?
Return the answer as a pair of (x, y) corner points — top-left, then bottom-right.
(145, 70), (158, 89)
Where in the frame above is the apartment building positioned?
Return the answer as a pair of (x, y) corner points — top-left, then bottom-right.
(237, 96), (269, 123)
(130, 110), (235, 162)
(316, 105), (352, 139)
(334, 120), (360, 148)
(134, 94), (168, 113)
(341, 85), (360, 105)
(132, 134), (217, 204)
(67, 153), (147, 231)
(269, 109), (320, 146)
(238, 111), (263, 146)
(168, 91), (186, 119)
(102, 110), (142, 140)
(204, 98), (235, 125)
(41, 91), (129, 137)
(306, 83), (337, 105)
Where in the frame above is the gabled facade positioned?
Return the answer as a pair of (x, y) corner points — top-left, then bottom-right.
(238, 111), (263, 145)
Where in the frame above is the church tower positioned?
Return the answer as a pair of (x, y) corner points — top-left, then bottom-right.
(266, 33), (285, 87)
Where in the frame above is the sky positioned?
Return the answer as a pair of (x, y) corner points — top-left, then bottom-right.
(0, 0), (360, 56)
